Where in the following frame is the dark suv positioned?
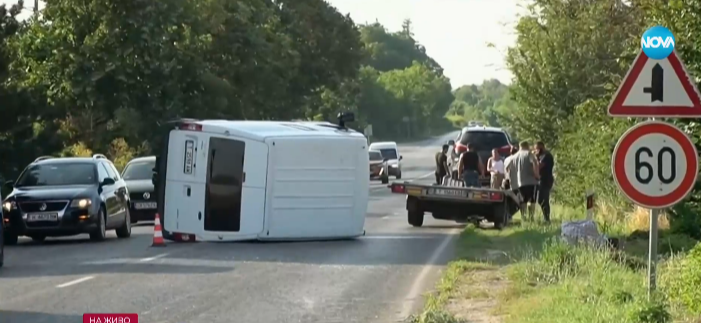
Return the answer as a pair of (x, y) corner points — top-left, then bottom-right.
(2, 154), (132, 244)
(453, 126), (514, 186)
(121, 156), (156, 223)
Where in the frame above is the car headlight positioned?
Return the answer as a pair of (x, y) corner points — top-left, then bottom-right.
(70, 198), (92, 208)
(3, 201), (15, 211)
(390, 164), (398, 168)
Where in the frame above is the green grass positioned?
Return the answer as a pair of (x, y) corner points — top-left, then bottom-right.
(410, 204), (699, 323)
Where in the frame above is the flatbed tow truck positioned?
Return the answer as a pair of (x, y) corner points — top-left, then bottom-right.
(388, 178), (521, 229)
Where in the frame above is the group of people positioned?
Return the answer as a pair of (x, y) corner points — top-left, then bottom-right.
(434, 140), (554, 222)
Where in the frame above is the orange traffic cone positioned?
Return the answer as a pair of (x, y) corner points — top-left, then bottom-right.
(151, 213), (166, 247)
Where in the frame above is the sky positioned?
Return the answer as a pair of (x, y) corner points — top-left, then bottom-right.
(1, 0), (523, 88)
(327, 0), (524, 88)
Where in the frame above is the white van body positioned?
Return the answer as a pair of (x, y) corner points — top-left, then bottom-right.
(368, 141), (402, 178)
(157, 120), (369, 241)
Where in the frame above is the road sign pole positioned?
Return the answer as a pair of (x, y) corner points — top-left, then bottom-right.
(648, 208), (658, 299)
(646, 116), (658, 300)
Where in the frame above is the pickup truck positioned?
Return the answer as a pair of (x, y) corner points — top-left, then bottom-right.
(388, 178), (520, 229)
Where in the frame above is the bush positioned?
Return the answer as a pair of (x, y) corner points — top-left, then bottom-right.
(627, 299), (672, 323)
(663, 242), (701, 315)
(659, 233), (698, 254)
(668, 203), (701, 240)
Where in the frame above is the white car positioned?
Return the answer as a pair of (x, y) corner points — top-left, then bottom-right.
(369, 141), (402, 179)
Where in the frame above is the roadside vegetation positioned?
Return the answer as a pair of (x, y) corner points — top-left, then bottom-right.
(0, 0), (463, 181)
(413, 0), (701, 322)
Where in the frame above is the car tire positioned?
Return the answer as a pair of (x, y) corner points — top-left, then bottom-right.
(3, 232), (18, 246)
(396, 171), (402, 179)
(30, 235), (46, 242)
(381, 176), (389, 184)
(116, 209), (132, 238)
(90, 207), (107, 241)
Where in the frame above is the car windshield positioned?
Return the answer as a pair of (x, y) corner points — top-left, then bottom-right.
(15, 163), (96, 187)
(122, 161), (155, 180)
(379, 148), (398, 160)
(459, 131), (509, 151)
(369, 151), (383, 161)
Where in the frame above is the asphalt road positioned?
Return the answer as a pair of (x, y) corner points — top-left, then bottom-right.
(0, 131), (462, 323)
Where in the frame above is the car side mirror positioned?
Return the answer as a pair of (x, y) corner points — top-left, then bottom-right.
(101, 178), (115, 186)
(399, 155), (403, 160)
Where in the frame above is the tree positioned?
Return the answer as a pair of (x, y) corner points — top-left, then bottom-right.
(359, 23), (442, 74)
(0, 1), (454, 176)
(505, 0), (642, 145)
(448, 79), (514, 129)
(377, 61), (453, 137)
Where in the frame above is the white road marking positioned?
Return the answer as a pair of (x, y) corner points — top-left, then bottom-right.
(139, 253), (169, 262)
(399, 228), (460, 319)
(56, 276), (95, 288)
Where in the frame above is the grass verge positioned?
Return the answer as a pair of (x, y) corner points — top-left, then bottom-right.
(411, 205), (700, 323)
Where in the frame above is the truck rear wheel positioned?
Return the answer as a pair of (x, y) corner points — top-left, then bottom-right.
(407, 196), (424, 227)
(492, 203), (508, 230)
(408, 210), (424, 227)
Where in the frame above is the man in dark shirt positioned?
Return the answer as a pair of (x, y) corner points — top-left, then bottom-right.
(457, 142), (484, 187)
(435, 144), (450, 184)
(535, 141), (554, 222)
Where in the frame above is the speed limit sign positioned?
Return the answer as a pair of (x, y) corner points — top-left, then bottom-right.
(612, 121), (699, 209)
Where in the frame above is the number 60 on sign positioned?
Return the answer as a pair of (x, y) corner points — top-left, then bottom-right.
(612, 121), (699, 209)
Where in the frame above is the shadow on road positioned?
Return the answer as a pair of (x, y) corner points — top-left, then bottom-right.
(0, 310), (84, 323)
(9, 232), (151, 248)
(145, 231), (463, 267)
(0, 255), (233, 278)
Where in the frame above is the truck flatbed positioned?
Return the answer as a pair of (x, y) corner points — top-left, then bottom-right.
(389, 179), (520, 229)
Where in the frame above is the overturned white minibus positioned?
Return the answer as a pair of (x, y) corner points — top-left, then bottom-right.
(153, 114), (369, 241)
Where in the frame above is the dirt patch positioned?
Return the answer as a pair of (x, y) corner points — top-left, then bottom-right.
(444, 265), (508, 323)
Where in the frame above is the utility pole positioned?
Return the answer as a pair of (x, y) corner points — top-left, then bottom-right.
(34, 0), (39, 13)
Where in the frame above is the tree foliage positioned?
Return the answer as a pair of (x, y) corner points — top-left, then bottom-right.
(503, 0), (701, 222)
(447, 79), (517, 130)
(0, 1), (453, 179)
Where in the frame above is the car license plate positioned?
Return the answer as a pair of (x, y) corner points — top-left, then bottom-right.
(135, 202), (157, 209)
(27, 213), (58, 222)
(183, 140), (194, 174)
(431, 188), (467, 197)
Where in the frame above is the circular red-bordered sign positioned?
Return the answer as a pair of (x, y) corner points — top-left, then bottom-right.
(612, 121), (699, 209)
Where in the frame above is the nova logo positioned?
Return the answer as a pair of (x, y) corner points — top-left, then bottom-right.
(641, 26), (675, 60)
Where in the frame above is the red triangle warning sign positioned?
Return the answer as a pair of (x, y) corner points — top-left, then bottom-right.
(608, 50), (701, 117)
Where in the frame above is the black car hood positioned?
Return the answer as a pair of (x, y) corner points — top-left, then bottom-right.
(125, 179), (154, 193)
(8, 185), (95, 201)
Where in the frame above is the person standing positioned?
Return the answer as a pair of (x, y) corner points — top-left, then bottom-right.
(513, 141), (540, 221)
(435, 144), (450, 184)
(457, 142), (484, 187)
(535, 141), (554, 223)
(503, 146), (519, 190)
(487, 149), (505, 189)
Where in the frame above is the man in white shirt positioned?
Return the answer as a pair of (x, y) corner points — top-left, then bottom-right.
(503, 145), (518, 190)
(487, 149), (505, 189)
(445, 140), (458, 178)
